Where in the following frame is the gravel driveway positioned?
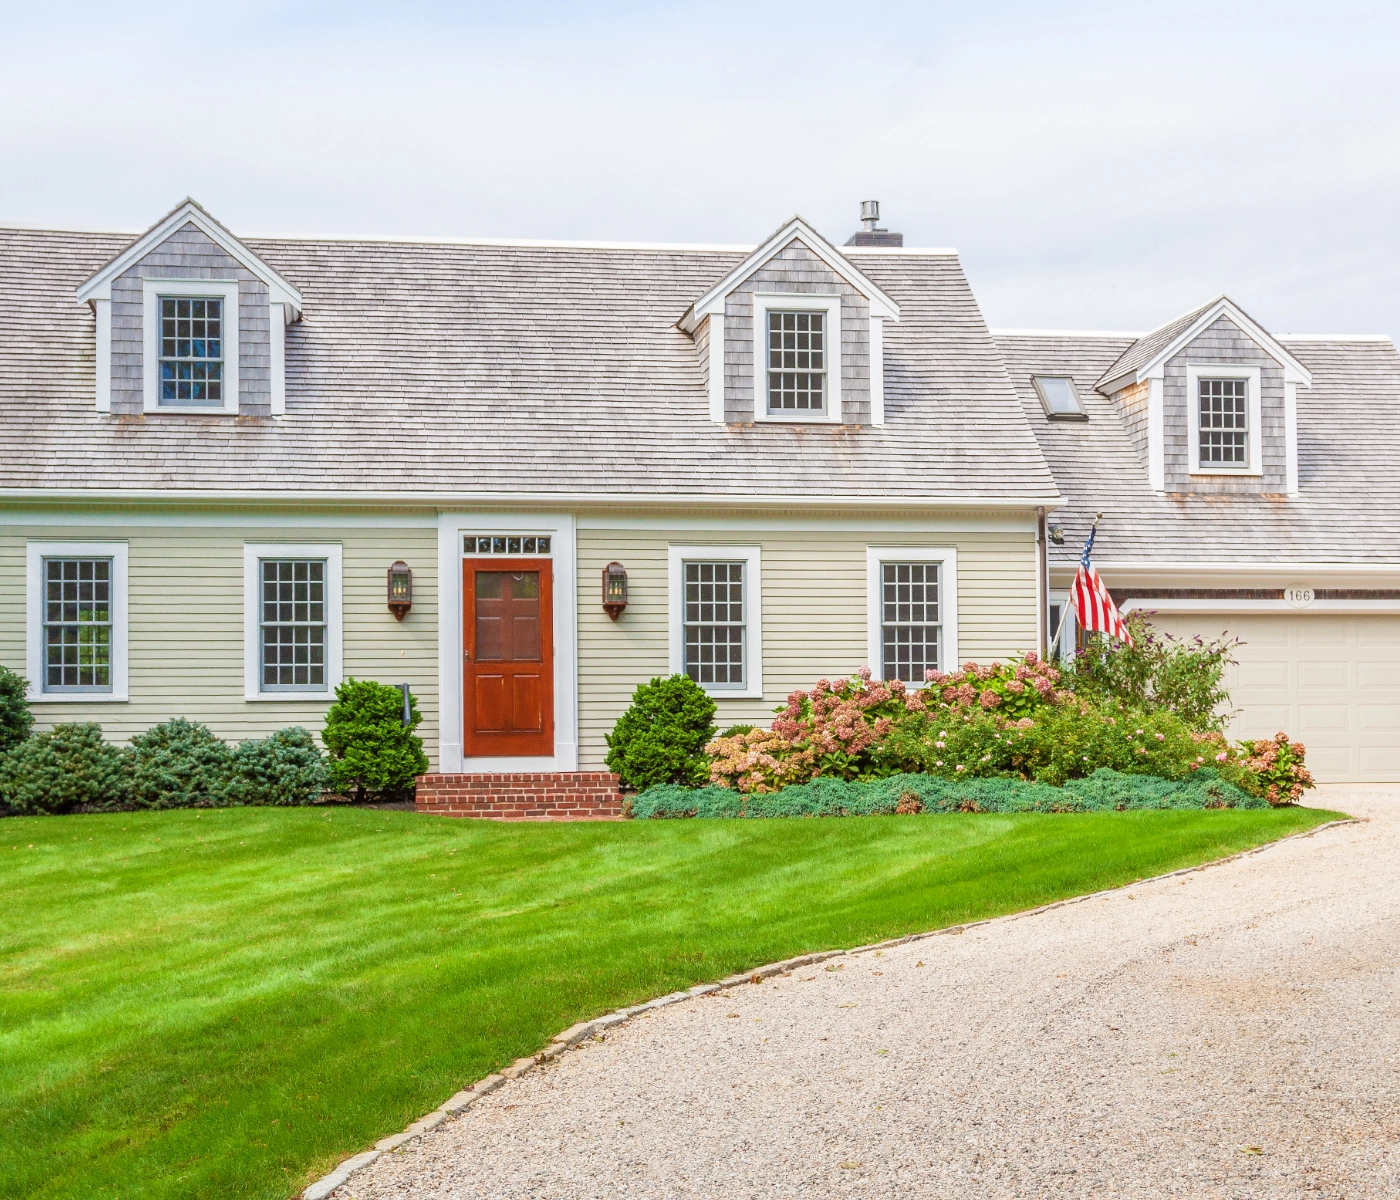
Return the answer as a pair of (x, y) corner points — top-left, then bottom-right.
(338, 788), (1398, 1199)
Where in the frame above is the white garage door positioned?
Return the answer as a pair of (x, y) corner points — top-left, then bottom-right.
(1145, 613), (1400, 783)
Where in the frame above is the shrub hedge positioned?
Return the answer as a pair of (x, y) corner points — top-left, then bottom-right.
(322, 679), (429, 802)
(226, 727), (328, 807)
(0, 665), (33, 756)
(0, 723), (131, 815)
(631, 767), (1267, 819)
(128, 718), (235, 809)
(604, 674), (716, 791)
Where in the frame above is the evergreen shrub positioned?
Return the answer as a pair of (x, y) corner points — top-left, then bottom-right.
(127, 718), (234, 809)
(0, 665), (33, 755)
(631, 767), (1265, 819)
(0, 723), (130, 815)
(321, 679), (428, 801)
(227, 726), (328, 807)
(605, 674), (716, 791)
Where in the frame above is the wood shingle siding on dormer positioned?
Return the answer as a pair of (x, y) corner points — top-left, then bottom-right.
(721, 241), (872, 425)
(108, 223), (272, 417)
(1162, 314), (1287, 492)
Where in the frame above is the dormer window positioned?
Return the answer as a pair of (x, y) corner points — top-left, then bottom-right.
(1198, 377), (1247, 467)
(160, 297), (223, 405)
(767, 310), (826, 414)
(1032, 375), (1087, 420)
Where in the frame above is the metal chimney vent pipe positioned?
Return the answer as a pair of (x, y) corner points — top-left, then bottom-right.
(845, 200), (903, 247)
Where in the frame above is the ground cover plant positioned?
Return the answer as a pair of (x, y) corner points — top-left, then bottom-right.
(0, 802), (1340, 1200)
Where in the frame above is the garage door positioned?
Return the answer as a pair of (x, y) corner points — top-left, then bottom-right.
(1144, 613), (1400, 783)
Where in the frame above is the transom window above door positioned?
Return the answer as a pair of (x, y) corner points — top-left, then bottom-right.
(1198, 377), (1248, 467)
(464, 535), (552, 555)
(767, 310), (825, 414)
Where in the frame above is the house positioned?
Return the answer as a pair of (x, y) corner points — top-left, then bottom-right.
(997, 298), (1400, 783)
(0, 199), (1060, 815)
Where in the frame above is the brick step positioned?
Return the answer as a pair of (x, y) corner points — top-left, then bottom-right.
(415, 772), (626, 821)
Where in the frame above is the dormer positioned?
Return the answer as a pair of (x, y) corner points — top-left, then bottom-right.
(76, 199), (302, 418)
(678, 216), (900, 426)
(1095, 295), (1311, 496)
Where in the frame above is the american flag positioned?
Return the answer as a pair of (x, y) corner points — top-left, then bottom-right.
(1069, 520), (1134, 646)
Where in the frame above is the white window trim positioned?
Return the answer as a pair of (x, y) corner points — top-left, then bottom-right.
(1186, 363), (1262, 476)
(243, 543), (343, 701)
(437, 513), (578, 773)
(750, 293), (842, 424)
(865, 547), (958, 680)
(668, 544), (763, 699)
(26, 541), (129, 703)
(143, 278), (241, 415)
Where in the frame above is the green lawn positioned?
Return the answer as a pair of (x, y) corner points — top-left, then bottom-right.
(1, 804), (1342, 1200)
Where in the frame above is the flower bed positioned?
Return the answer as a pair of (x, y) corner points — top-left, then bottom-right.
(632, 767), (1266, 819)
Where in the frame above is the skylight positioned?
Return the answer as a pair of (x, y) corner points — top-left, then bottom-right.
(1032, 375), (1087, 420)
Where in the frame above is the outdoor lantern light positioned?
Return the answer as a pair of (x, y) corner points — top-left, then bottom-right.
(602, 561), (628, 620)
(387, 560), (413, 620)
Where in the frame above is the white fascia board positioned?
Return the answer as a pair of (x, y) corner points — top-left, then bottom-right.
(0, 488), (1068, 510)
(1119, 297), (1313, 390)
(1051, 559), (1400, 578)
(76, 199), (303, 315)
(678, 216), (900, 334)
(1121, 598), (1400, 615)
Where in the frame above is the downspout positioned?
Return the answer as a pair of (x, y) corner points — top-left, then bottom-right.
(1036, 506), (1048, 659)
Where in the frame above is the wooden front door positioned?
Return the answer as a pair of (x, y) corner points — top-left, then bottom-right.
(464, 559), (554, 757)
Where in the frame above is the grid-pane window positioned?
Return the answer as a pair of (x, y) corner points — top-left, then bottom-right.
(44, 558), (112, 690)
(1199, 378), (1247, 466)
(260, 560), (326, 690)
(767, 310), (825, 413)
(160, 296), (223, 404)
(684, 561), (745, 686)
(880, 562), (940, 682)
(463, 535), (552, 555)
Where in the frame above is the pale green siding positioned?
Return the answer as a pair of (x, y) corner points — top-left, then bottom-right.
(575, 525), (1038, 770)
(0, 516), (441, 765)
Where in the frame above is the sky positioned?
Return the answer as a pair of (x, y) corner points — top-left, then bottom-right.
(3, 0), (1398, 336)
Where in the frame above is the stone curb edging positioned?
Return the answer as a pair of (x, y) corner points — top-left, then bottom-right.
(301, 814), (1359, 1199)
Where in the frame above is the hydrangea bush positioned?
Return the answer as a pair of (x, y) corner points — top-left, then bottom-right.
(1236, 732), (1314, 805)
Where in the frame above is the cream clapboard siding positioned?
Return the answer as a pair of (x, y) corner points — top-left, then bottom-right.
(576, 526), (1038, 769)
(0, 520), (441, 764)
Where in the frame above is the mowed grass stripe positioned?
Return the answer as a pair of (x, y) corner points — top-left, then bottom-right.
(0, 803), (1341, 1200)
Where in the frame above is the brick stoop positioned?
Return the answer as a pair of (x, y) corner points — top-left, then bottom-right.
(415, 772), (627, 820)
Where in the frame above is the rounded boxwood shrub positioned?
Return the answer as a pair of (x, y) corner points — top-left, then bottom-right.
(605, 674), (717, 791)
(127, 717), (233, 809)
(321, 679), (428, 802)
(0, 723), (130, 815)
(226, 726), (328, 807)
(0, 664), (33, 756)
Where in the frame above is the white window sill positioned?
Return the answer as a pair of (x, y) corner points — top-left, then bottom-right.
(702, 687), (765, 700)
(245, 692), (333, 702)
(1189, 468), (1262, 477)
(33, 692), (127, 703)
(145, 406), (239, 416)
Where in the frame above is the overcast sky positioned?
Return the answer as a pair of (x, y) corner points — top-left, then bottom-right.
(3, 1), (1397, 336)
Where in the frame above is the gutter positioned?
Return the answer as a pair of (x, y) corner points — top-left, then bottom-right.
(0, 489), (1066, 511)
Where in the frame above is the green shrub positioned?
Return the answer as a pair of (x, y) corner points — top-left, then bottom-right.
(1061, 612), (1237, 731)
(604, 674), (717, 791)
(127, 718), (234, 809)
(0, 665), (33, 755)
(321, 679), (428, 802)
(0, 723), (130, 815)
(226, 727), (329, 807)
(631, 768), (1264, 819)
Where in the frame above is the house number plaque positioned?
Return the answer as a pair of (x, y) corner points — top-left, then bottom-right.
(1284, 586), (1315, 609)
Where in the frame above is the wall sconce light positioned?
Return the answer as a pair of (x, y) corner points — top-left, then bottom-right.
(1048, 524), (1065, 546)
(602, 561), (628, 620)
(387, 560), (413, 620)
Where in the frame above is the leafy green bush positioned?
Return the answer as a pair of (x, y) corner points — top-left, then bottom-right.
(226, 727), (328, 807)
(1060, 612), (1237, 731)
(321, 679), (428, 802)
(127, 718), (234, 809)
(0, 723), (130, 815)
(632, 767), (1264, 819)
(605, 674), (717, 791)
(0, 665), (33, 756)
